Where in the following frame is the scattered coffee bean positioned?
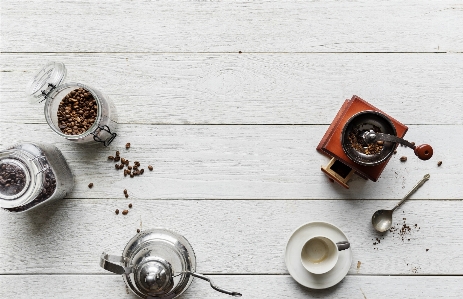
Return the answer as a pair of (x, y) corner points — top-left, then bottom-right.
(57, 88), (97, 135)
(140, 169), (144, 175)
(377, 140), (384, 146)
(121, 158), (126, 164)
(128, 203), (132, 208)
(130, 173), (134, 178)
(148, 165), (153, 171)
(116, 151), (120, 157)
(437, 161), (442, 166)
(400, 156), (407, 162)
(125, 193), (128, 198)
(115, 164), (120, 169)
(123, 189), (127, 194)
(124, 170), (128, 177)
(115, 209), (120, 215)
(119, 164), (125, 170)
(133, 165), (138, 170)
(122, 209), (128, 215)
(114, 156), (120, 162)
(108, 156), (114, 160)
(137, 229), (140, 233)
(124, 160), (129, 165)
(126, 143), (131, 149)
(88, 183), (93, 188)
(134, 161), (140, 167)
(128, 166), (132, 170)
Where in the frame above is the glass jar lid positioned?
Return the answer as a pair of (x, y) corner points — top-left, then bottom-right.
(26, 62), (67, 103)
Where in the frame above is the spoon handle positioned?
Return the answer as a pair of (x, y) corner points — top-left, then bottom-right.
(392, 174), (430, 211)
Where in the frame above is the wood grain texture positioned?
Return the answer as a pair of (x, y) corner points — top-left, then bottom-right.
(0, 123), (459, 200)
(1, 275), (462, 299)
(1, 54), (463, 125)
(1, 1), (463, 53)
(1, 199), (462, 274)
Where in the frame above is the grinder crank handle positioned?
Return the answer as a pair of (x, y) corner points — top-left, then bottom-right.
(363, 130), (433, 160)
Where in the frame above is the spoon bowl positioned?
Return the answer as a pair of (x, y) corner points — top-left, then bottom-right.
(372, 209), (394, 232)
(371, 174), (430, 233)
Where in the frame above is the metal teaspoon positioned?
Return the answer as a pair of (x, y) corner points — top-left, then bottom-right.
(372, 174), (430, 232)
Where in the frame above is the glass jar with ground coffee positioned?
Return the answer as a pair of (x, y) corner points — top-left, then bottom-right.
(0, 142), (74, 213)
(26, 62), (117, 146)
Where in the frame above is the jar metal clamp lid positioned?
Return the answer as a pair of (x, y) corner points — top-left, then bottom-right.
(25, 62), (117, 146)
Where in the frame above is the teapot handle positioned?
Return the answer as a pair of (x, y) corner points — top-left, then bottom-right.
(100, 252), (128, 275)
(181, 272), (242, 297)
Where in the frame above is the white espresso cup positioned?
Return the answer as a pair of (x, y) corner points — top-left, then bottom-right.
(300, 236), (350, 274)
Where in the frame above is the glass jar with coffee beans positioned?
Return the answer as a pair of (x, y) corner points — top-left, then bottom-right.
(26, 62), (118, 146)
(0, 142), (74, 213)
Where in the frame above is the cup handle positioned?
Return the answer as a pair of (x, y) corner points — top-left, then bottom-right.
(336, 241), (350, 251)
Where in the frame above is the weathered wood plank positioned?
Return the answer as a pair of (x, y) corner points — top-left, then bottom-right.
(0, 123), (458, 200)
(0, 275), (462, 299)
(2, 1), (463, 53)
(1, 199), (462, 274)
(1, 54), (462, 125)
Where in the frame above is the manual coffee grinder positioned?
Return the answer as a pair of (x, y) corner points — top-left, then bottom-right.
(317, 96), (433, 188)
(100, 228), (242, 298)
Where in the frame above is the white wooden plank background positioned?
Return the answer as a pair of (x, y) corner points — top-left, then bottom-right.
(1, 199), (462, 274)
(1, 0), (463, 298)
(1, 54), (463, 125)
(0, 123), (459, 200)
(1, 275), (462, 299)
(1, 1), (463, 53)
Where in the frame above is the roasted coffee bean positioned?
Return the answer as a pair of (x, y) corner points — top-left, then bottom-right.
(148, 165), (153, 171)
(377, 140), (384, 146)
(116, 151), (120, 157)
(126, 143), (131, 149)
(128, 203), (132, 208)
(137, 229), (140, 233)
(88, 183), (93, 188)
(437, 161), (442, 166)
(140, 169), (144, 175)
(115, 209), (120, 215)
(57, 88), (97, 135)
(400, 156), (407, 162)
(411, 142), (415, 146)
(125, 193), (128, 198)
(134, 161), (140, 166)
(114, 156), (120, 162)
(124, 170), (128, 177)
(130, 173), (134, 178)
(0, 163), (27, 196)
(122, 209), (128, 215)
(108, 156), (114, 160)
(123, 189), (127, 194)
(128, 166), (132, 170)
(121, 158), (126, 164)
(133, 165), (138, 170)
(124, 160), (129, 165)
(115, 164), (120, 169)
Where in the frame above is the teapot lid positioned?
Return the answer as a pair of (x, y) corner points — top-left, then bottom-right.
(122, 228), (196, 299)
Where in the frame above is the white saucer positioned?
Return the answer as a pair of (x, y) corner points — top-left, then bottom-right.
(285, 221), (353, 289)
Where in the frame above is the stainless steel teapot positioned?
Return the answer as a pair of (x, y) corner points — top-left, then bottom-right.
(100, 228), (242, 298)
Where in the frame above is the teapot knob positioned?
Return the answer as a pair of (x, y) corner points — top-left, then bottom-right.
(137, 259), (174, 295)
